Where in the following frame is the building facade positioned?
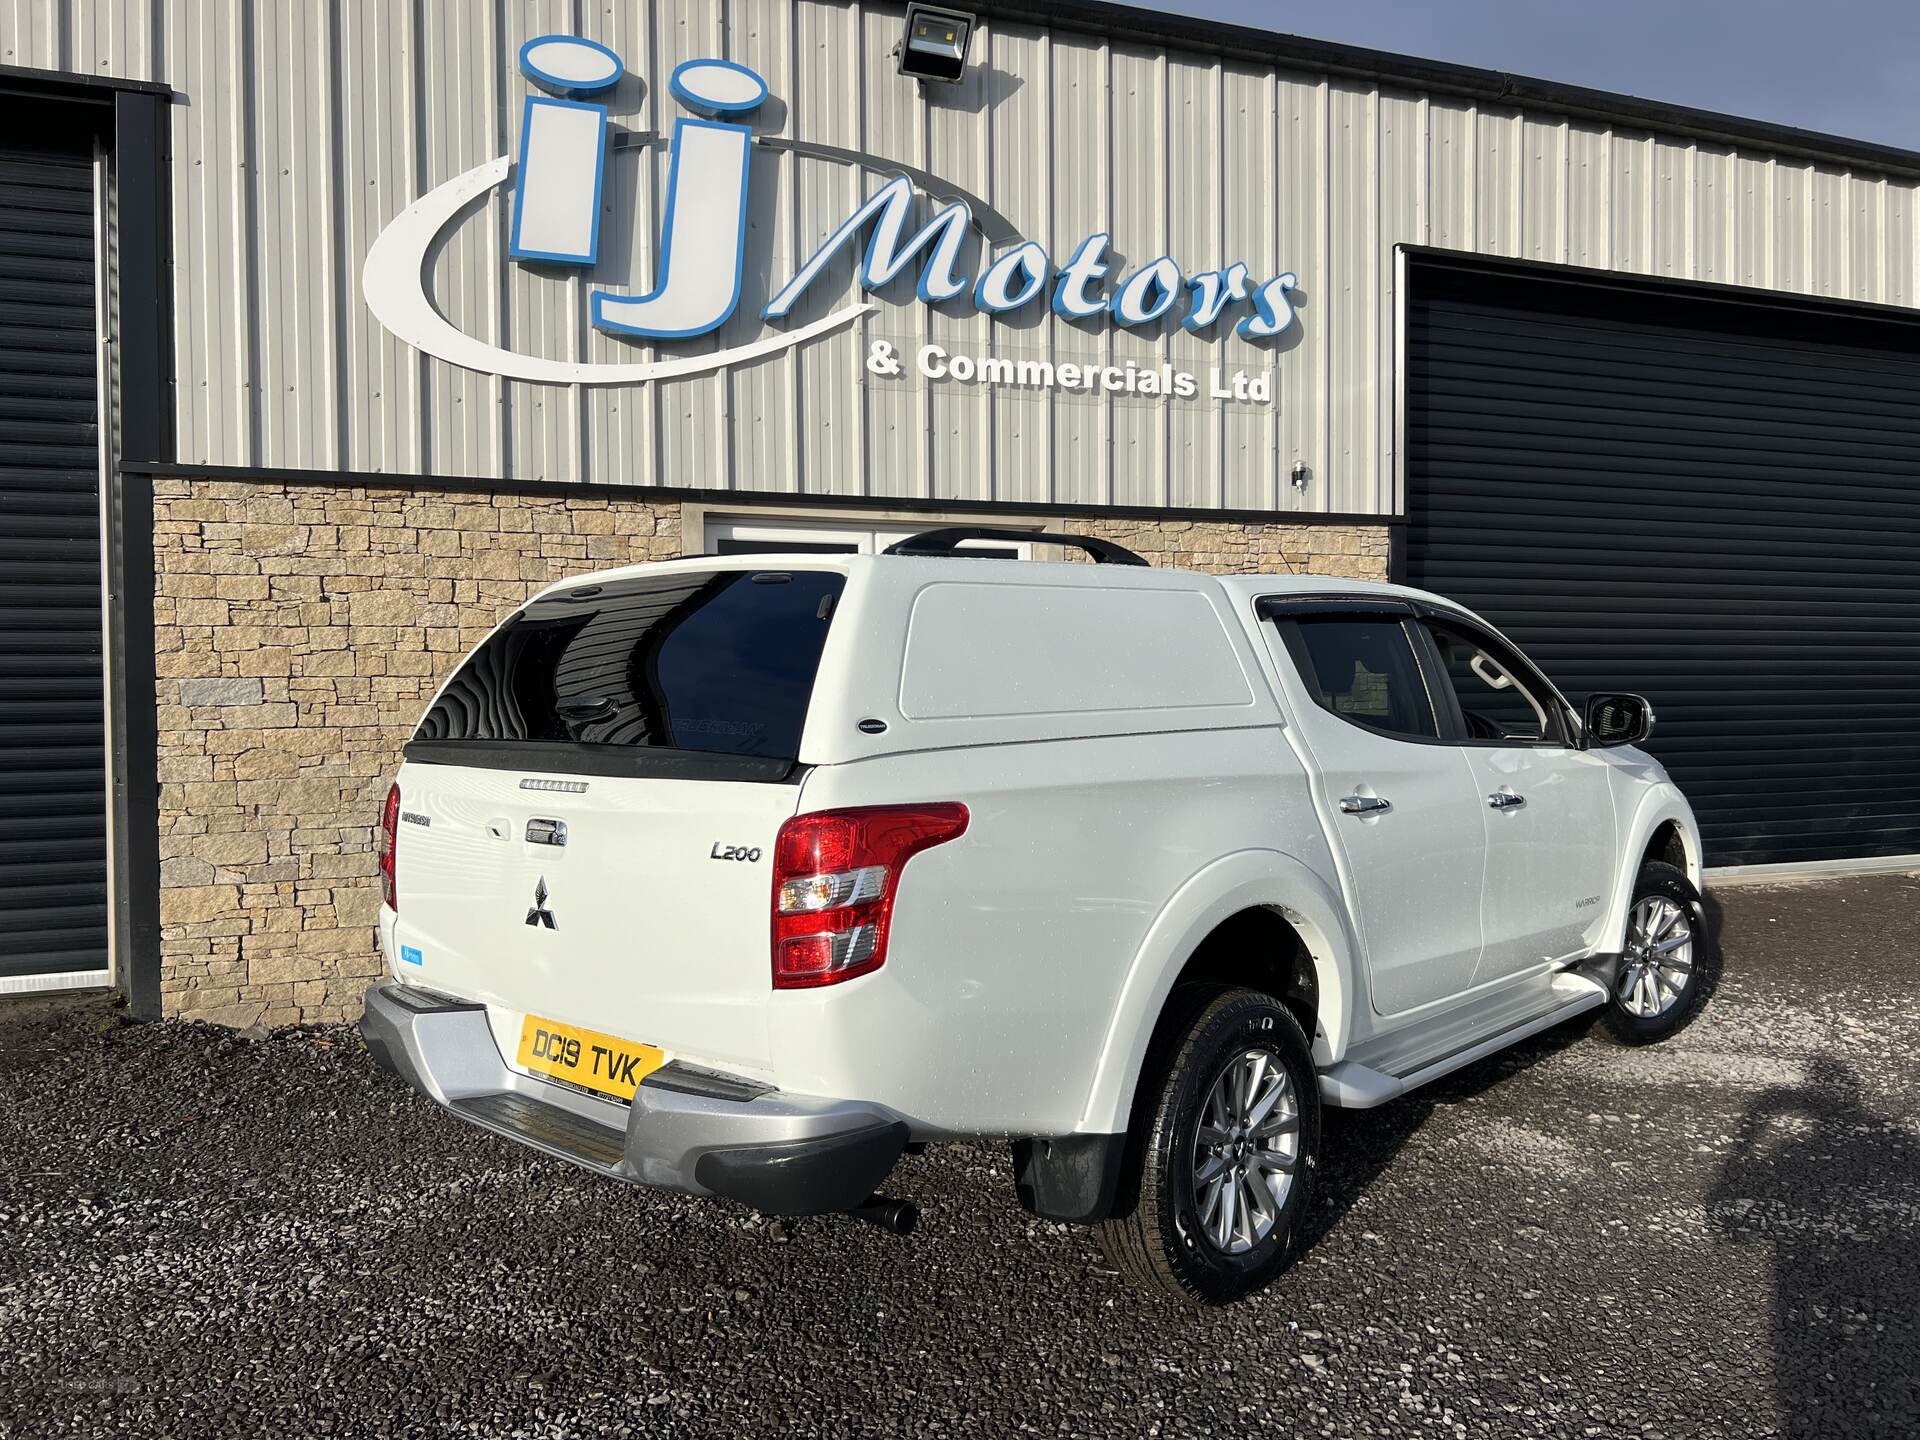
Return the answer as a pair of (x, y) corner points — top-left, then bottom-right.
(3, 0), (1917, 1023)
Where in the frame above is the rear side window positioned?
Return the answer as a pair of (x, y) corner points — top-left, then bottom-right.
(415, 570), (843, 761)
(1283, 616), (1439, 741)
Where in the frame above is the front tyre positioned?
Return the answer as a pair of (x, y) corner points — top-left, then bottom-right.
(1601, 860), (1716, 1045)
(1097, 988), (1320, 1304)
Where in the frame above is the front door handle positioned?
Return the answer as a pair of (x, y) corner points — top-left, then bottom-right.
(1487, 790), (1527, 810)
(1339, 794), (1392, 816)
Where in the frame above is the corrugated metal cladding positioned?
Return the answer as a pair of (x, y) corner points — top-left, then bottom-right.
(0, 141), (107, 978)
(1404, 258), (1920, 867)
(7, 1), (1920, 516)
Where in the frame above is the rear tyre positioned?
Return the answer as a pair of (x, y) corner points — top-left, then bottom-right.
(1600, 860), (1715, 1045)
(1097, 988), (1319, 1304)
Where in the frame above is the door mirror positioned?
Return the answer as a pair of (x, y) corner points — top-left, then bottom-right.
(1582, 692), (1654, 749)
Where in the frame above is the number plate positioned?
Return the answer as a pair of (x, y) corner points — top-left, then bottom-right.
(515, 1015), (664, 1102)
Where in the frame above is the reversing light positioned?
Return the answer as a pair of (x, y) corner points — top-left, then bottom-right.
(770, 803), (969, 988)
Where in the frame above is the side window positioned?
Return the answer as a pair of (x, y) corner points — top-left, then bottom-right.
(1422, 619), (1567, 745)
(1282, 616), (1440, 741)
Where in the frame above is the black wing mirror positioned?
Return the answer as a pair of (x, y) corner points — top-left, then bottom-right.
(1582, 692), (1654, 749)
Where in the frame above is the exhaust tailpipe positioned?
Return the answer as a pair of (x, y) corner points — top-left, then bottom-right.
(847, 1193), (918, 1236)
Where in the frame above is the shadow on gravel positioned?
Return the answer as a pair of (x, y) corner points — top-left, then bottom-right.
(1303, 880), (1733, 1259)
(1695, 886), (1730, 1010)
(1710, 1057), (1920, 1439)
(1297, 1015), (1595, 1255)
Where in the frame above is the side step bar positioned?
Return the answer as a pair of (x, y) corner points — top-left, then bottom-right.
(1318, 987), (1605, 1109)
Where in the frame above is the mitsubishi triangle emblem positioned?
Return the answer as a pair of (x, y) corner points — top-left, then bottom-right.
(525, 875), (557, 930)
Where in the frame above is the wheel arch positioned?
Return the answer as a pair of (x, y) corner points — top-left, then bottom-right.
(1599, 786), (1703, 954)
(1073, 849), (1359, 1139)
(1641, 817), (1692, 878)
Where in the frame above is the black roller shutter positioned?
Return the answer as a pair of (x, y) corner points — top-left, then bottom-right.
(1404, 256), (1920, 867)
(0, 144), (105, 979)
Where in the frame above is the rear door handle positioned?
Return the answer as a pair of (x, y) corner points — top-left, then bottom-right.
(1487, 791), (1527, 810)
(1339, 794), (1392, 816)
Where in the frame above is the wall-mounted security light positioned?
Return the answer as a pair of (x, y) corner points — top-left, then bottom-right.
(897, 4), (975, 84)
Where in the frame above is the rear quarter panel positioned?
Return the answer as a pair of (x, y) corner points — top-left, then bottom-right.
(772, 727), (1339, 1136)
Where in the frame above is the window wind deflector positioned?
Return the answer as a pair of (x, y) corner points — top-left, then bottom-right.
(1257, 595), (1416, 620)
(882, 526), (1149, 566)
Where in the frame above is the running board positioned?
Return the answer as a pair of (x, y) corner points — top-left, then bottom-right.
(1318, 985), (1606, 1109)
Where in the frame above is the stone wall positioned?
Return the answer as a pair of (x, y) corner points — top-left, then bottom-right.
(1076, 515), (1389, 579)
(153, 479), (683, 1026)
(151, 476), (1389, 1026)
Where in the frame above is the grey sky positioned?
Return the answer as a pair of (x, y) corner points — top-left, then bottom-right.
(1157, 1), (1920, 153)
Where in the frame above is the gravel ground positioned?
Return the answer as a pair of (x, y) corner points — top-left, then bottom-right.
(3, 873), (1917, 1439)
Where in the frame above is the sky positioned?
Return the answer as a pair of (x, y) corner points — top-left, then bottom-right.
(1156, 1), (1920, 152)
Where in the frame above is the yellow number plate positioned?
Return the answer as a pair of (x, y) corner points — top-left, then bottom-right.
(515, 1016), (664, 1102)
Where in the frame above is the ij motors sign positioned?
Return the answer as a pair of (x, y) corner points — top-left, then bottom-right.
(363, 35), (1298, 403)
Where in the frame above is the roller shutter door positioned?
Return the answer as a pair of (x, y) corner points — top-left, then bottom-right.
(0, 145), (104, 980)
(1404, 257), (1920, 867)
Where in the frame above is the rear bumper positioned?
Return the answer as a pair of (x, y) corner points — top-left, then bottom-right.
(359, 981), (907, 1215)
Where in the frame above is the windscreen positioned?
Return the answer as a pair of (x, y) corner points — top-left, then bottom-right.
(414, 569), (844, 761)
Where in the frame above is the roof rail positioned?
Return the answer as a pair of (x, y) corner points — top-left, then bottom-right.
(881, 526), (1149, 566)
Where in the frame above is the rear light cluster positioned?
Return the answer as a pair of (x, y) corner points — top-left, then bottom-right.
(770, 803), (969, 989)
(378, 782), (401, 911)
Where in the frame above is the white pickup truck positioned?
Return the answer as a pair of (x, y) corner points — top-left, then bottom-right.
(360, 528), (1711, 1303)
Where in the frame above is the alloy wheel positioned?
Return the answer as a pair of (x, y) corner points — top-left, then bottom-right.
(1618, 894), (1694, 1018)
(1192, 1048), (1300, 1255)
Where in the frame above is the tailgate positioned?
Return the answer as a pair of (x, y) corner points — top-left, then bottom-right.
(391, 761), (798, 1073)
(384, 562), (847, 1077)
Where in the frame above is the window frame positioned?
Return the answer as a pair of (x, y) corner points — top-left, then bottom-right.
(1411, 612), (1578, 749)
(1255, 594), (1582, 752)
(1264, 601), (1452, 747)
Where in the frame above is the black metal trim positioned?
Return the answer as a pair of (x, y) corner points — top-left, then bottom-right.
(971, 0), (1920, 183)
(114, 91), (172, 466)
(883, 525), (1148, 565)
(110, 467), (161, 1019)
(121, 461), (1406, 530)
(0, 62), (170, 100)
(110, 88), (171, 1019)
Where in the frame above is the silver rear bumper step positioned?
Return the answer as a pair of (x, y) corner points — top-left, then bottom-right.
(360, 980), (908, 1214)
(452, 1091), (628, 1168)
